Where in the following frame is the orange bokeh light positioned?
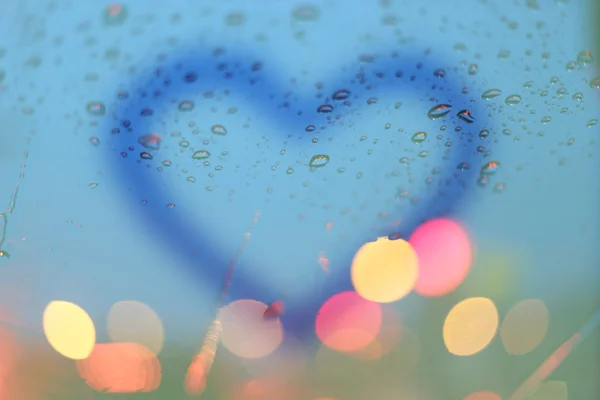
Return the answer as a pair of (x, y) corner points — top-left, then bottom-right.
(464, 391), (502, 400)
(76, 342), (161, 393)
(315, 291), (382, 353)
(409, 218), (472, 297)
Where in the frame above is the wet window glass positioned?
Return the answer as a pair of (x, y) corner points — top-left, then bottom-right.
(0, 0), (598, 399)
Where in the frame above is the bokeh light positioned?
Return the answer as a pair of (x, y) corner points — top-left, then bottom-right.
(315, 291), (382, 353)
(241, 335), (307, 380)
(43, 300), (96, 360)
(409, 218), (472, 297)
(228, 378), (299, 400)
(76, 342), (161, 393)
(219, 299), (284, 359)
(350, 304), (402, 360)
(528, 381), (568, 400)
(500, 299), (549, 355)
(351, 237), (418, 303)
(463, 392), (502, 400)
(107, 300), (165, 355)
(443, 297), (499, 356)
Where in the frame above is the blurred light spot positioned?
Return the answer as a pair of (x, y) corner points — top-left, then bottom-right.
(315, 291), (381, 353)
(43, 300), (96, 360)
(228, 378), (299, 400)
(107, 301), (164, 354)
(528, 381), (568, 400)
(0, 325), (20, 397)
(351, 237), (418, 303)
(184, 355), (207, 396)
(76, 342), (161, 393)
(463, 392), (502, 400)
(219, 299), (284, 359)
(443, 297), (499, 356)
(241, 335), (307, 380)
(500, 299), (549, 355)
(350, 305), (401, 360)
(409, 218), (472, 297)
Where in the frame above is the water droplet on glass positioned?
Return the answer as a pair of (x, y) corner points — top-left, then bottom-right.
(192, 150), (211, 160)
(481, 160), (500, 175)
(481, 88), (502, 100)
(103, 3), (128, 26)
(456, 162), (470, 170)
(88, 182), (98, 189)
(505, 95), (522, 105)
(479, 129), (490, 138)
(399, 157), (409, 164)
(89, 137), (100, 146)
(565, 61), (578, 71)
(418, 150), (428, 158)
(162, 160), (172, 167)
(589, 77), (600, 89)
(468, 64), (478, 75)
(286, 167), (295, 174)
(332, 89), (350, 100)
(305, 125), (316, 132)
(411, 132), (427, 143)
(572, 92), (584, 101)
(140, 108), (153, 117)
(292, 5), (320, 21)
(178, 100), (195, 111)
(187, 176), (196, 183)
(541, 115), (552, 124)
(427, 104), (452, 120)
(86, 101), (105, 116)
(138, 133), (162, 150)
(493, 183), (506, 194)
(577, 50), (593, 65)
(309, 154), (330, 169)
(211, 124), (227, 136)
(140, 152), (153, 160)
(433, 68), (446, 78)
(567, 137), (575, 146)
(457, 109), (475, 123)
(586, 119), (598, 127)
(317, 104), (334, 113)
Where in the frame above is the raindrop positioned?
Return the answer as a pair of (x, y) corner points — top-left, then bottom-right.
(565, 61), (577, 71)
(479, 129), (490, 138)
(457, 162), (469, 170)
(481, 89), (502, 100)
(140, 108), (153, 116)
(88, 182), (98, 189)
(211, 124), (227, 136)
(586, 119), (598, 127)
(309, 154), (330, 168)
(292, 5), (320, 21)
(427, 104), (452, 120)
(572, 92), (584, 101)
(457, 110), (475, 123)
(399, 157), (409, 164)
(411, 132), (427, 143)
(589, 77), (600, 89)
(541, 116), (551, 124)
(505, 95), (522, 105)
(140, 152), (153, 160)
(178, 100), (195, 111)
(433, 68), (446, 78)
(86, 101), (105, 116)
(286, 167), (295, 174)
(332, 89), (350, 100)
(192, 150), (211, 160)
(305, 125), (316, 132)
(162, 160), (172, 167)
(577, 50), (593, 65)
(103, 3), (128, 26)
(418, 150), (428, 158)
(187, 176), (196, 183)
(317, 104), (334, 113)
(481, 161), (500, 175)
(138, 133), (162, 150)
(89, 137), (100, 146)
(468, 64), (478, 75)
(567, 137), (575, 146)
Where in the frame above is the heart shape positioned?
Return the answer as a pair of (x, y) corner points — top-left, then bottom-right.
(105, 47), (489, 339)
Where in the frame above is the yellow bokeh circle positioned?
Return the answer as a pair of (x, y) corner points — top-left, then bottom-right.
(43, 300), (96, 360)
(443, 297), (499, 356)
(351, 237), (418, 303)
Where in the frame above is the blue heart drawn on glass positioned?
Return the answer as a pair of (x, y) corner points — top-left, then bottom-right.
(105, 47), (489, 340)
